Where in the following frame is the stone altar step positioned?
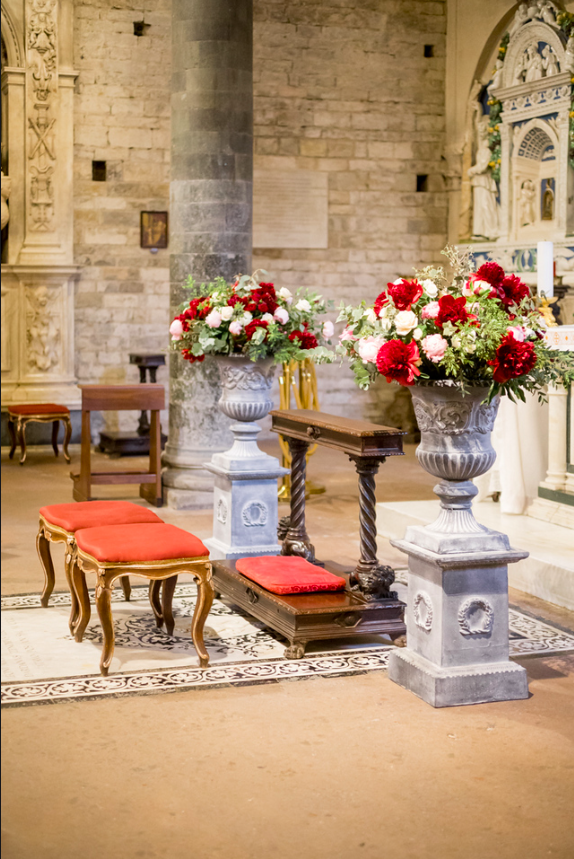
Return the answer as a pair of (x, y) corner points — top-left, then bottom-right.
(377, 499), (574, 612)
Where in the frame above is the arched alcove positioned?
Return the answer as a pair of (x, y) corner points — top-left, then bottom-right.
(511, 118), (559, 239)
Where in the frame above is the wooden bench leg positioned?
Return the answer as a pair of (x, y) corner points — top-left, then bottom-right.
(72, 557), (91, 642)
(8, 418), (17, 460)
(161, 575), (178, 636)
(149, 580), (163, 628)
(62, 416), (72, 463)
(18, 419), (27, 465)
(37, 527), (55, 607)
(51, 420), (60, 458)
(191, 564), (214, 668)
(95, 574), (115, 676)
(64, 540), (80, 634)
(120, 576), (131, 601)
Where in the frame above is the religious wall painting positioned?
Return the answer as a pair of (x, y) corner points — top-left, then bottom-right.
(140, 211), (168, 249)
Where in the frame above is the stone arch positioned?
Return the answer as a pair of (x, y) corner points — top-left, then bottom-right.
(513, 117), (558, 159)
(503, 20), (565, 88)
(0, 3), (23, 68)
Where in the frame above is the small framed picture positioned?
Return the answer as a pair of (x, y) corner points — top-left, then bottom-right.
(140, 211), (168, 249)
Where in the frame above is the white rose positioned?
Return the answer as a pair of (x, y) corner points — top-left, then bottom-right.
(242, 311), (253, 323)
(295, 299), (311, 313)
(452, 334), (461, 349)
(412, 327), (423, 341)
(422, 279), (438, 298)
(220, 306), (234, 321)
(364, 308), (377, 324)
(229, 321), (243, 336)
(380, 317), (393, 332)
(279, 287), (293, 304)
(394, 310), (418, 336)
(274, 307), (289, 324)
(261, 313), (275, 324)
(323, 320), (335, 338)
(357, 336), (386, 364)
(205, 309), (222, 329)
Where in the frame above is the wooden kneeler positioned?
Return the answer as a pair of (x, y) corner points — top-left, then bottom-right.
(71, 385), (164, 507)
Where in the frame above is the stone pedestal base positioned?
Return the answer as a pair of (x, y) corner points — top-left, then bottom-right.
(388, 647), (528, 708)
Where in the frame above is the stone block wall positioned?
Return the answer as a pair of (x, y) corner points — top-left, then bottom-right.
(73, 0), (171, 430)
(252, 0), (448, 419)
(72, 0), (447, 428)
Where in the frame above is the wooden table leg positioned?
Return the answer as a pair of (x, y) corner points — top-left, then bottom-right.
(161, 575), (178, 636)
(349, 456), (395, 600)
(72, 558), (91, 641)
(281, 437), (316, 562)
(18, 419), (27, 465)
(8, 418), (17, 459)
(37, 527), (55, 607)
(62, 416), (72, 463)
(96, 573), (115, 676)
(191, 564), (214, 668)
(149, 580), (164, 628)
(51, 420), (60, 458)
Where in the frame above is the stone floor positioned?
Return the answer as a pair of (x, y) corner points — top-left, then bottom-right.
(2, 441), (574, 859)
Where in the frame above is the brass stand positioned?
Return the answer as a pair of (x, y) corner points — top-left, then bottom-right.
(278, 359), (325, 501)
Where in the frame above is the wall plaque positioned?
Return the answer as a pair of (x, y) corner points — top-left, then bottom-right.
(253, 169), (328, 249)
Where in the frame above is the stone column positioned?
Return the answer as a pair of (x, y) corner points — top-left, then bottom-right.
(162, 0), (253, 509)
(539, 384), (568, 493)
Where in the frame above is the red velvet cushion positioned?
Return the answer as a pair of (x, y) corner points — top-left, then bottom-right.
(235, 556), (346, 595)
(75, 523), (209, 563)
(40, 501), (163, 533)
(9, 403), (70, 415)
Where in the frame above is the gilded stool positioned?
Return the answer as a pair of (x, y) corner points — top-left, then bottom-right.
(37, 501), (168, 634)
(72, 523), (213, 676)
(8, 404), (72, 465)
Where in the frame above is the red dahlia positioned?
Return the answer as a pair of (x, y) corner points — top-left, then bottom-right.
(493, 274), (530, 309)
(375, 339), (421, 386)
(436, 294), (470, 328)
(474, 261), (505, 288)
(288, 330), (318, 349)
(489, 333), (537, 384)
(387, 279), (423, 311)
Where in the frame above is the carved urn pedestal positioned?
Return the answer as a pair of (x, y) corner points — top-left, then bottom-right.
(387, 384), (529, 708)
(204, 356), (288, 560)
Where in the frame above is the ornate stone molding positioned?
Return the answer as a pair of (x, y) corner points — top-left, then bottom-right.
(458, 598), (494, 636)
(412, 392), (499, 436)
(25, 283), (61, 371)
(219, 363), (275, 391)
(242, 501), (268, 528)
(413, 591), (433, 631)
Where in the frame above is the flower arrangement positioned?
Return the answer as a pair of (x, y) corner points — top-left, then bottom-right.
(337, 247), (574, 402)
(169, 270), (335, 365)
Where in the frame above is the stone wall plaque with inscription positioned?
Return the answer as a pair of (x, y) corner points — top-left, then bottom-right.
(253, 169), (328, 249)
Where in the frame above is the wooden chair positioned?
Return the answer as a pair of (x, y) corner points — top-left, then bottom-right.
(71, 385), (164, 507)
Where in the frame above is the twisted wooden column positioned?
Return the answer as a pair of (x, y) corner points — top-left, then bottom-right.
(350, 456), (395, 600)
(280, 437), (315, 562)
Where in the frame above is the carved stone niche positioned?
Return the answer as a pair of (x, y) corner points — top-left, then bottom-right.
(1, 265), (81, 407)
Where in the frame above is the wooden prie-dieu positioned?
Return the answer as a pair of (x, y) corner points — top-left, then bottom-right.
(211, 409), (407, 658)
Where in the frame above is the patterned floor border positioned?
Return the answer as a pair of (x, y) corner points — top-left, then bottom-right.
(2, 584), (573, 708)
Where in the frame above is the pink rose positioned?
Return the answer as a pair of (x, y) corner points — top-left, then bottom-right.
(205, 309), (222, 329)
(421, 301), (440, 320)
(357, 335), (386, 364)
(170, 319), (184, 341)
(274, 307), (289, 324)
(421, 333), (448, 363)
(323, 320), (335, 338)
(229, 321), (243, 336)
(339, 327), (358, 342)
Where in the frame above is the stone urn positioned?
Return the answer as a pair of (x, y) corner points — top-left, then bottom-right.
(387, 382), (529, 708)
(204, 355), (287, 560)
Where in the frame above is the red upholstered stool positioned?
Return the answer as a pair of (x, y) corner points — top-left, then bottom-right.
(8, 404), (72, 465)
(73, 523), (213, 676)
(38, 501), (165, 635)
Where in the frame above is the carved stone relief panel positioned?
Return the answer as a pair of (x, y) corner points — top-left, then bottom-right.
(25, 283), (61, 372)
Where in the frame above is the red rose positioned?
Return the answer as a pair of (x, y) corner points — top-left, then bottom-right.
(489, 333), (537, 384)
(492, 274), (530, 309)
(387, 279), (423, 311)
(181, 349), (205, 364)
(244, 319), (269, 341)
(376, 339), (421, 386)
(374, 291), (389, 317)
(474, 261), (505, 288)
(288, 329), (318, 349)
(436, 294), (470, 328)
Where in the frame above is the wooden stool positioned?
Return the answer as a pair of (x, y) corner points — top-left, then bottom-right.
(72, 523), (213, 676)
(37, 501), (166, 635)
(8, 404), (72, 465)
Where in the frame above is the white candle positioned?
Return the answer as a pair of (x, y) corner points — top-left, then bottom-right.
(537, 241), (554, 298)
